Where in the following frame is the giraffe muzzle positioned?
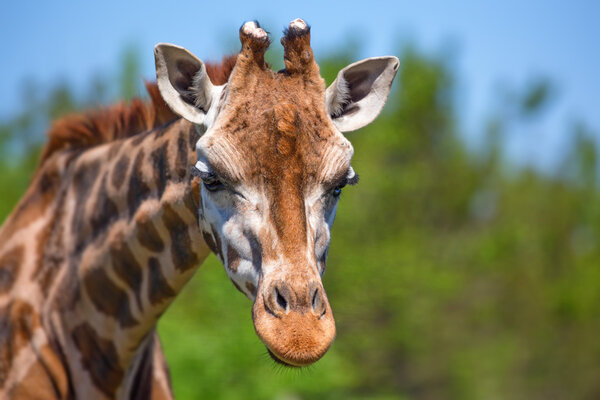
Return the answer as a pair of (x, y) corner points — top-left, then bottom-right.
(251, 278), (336, 367)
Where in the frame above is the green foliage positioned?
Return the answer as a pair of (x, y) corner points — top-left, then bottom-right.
(1, 42), (599, 399)
(119, 45), (144, 101)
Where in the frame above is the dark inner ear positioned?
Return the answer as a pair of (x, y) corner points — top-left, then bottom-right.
(344, 59), (391, 103)
(344, 70), (373, 103)
(174, 59), (200, 105)
(332, 70), (372, 118)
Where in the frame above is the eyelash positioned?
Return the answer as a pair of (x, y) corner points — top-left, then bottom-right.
(203, 177), (224, 192)
(191, 166), (225, 192)
(330, 171), (359, 198)
(332, 185), (344, 198)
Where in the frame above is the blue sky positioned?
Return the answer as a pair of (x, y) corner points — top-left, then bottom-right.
(1, 1), (598, 170)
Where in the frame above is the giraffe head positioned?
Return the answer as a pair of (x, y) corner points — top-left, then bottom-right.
(154, 19), (398, 367)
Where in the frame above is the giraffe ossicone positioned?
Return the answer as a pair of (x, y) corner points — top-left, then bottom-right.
(0, 18), (398, 398)
(241, 20), (267, 40)
(290, 18), (308, 30)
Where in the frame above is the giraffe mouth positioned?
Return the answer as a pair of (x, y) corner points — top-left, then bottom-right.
(265, 348), (299, 368)
(264, 345), (324, 368)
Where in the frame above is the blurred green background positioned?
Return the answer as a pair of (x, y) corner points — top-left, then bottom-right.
(2, 11), (600, 400)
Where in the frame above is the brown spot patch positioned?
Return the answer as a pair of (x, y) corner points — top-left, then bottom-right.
(183, 183), (200, 224)
(0, 246), (23, 294)
(127, 150), (152, 218)
(187, 124), (200, 149)
(174, 134), (189, 181)
(72, 159), (101, 255)
(163, 205), (198, 271)
(0, 300), (39, 388)
(211, 226), (223, 260)
(136, 214), (165, 253)
(90, 174), (119, 241)
(110, 236), (143, 309)
(32, 220), (63, 296)
(226, 246), (241, 273)
(131, 129), (152, 146)
(245, 282), (257, 296)
(83, 268), (138, 328)
(112, 154), (130, 190)
(147, 257), (175, 307)
(71, 323), (124, 398)
(150, 142), (168, 199)
(192, 179), (202, 210)
(201, 230), (218, 255)
(106, 141), (120, 159)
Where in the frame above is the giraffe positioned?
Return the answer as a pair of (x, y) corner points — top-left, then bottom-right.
(0, 19), (398, 399)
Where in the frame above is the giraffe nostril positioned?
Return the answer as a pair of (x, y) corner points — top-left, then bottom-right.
(264, 282), (294, 317)
(311, 286), (326, 317)
(275, 287), (288, 311)
(312, 288), (319, 310)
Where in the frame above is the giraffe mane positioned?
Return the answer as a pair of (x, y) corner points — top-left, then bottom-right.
(38, 54), (239, 166)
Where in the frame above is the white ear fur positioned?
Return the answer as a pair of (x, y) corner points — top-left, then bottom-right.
(326, 56), (399, 133)
(154, 43), (220, 126)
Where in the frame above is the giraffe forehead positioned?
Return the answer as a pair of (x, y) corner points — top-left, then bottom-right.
(200, 128), (353, 186)
(199, 87), (353, 184)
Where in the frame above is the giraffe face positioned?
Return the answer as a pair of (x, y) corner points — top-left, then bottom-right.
(155, 19), (398, 367)
(192, 95), (354, 366)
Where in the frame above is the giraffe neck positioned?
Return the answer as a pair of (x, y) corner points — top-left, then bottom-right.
(44, 118), (211, 398)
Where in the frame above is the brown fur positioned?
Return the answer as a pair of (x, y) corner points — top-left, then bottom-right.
(205, 55), (238, 85)
(40, 83), (176, 164)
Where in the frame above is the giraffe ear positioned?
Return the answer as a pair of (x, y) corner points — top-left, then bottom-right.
(154, 43), (221, 127)
(326, 56), (399, 133)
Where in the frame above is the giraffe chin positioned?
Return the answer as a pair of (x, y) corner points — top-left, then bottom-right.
(252, 289), (337, 368)
(266, 348), (303, 368)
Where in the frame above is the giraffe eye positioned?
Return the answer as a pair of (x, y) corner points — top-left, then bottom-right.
(332, 184), (345, 198)
(193, 165), (225, 192)
(327, 168), (358, 199)
(202, 176), (224, 192)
